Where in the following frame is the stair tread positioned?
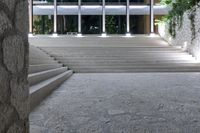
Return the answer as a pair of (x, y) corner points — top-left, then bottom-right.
(31, 36), (200, 73)
(30, 70), (73, 111)
(28, 67), (67, 78)
(29, 63), (61, 66)
(30, 70), (73, 94)
(28, 67), (68, 86)
(29, 64), (63, 74)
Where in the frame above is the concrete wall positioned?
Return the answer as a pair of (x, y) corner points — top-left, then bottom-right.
(0, 0), (29, 132)
(159, 5), (200, 60)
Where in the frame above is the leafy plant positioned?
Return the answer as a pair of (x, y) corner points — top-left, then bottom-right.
(106, 16), (117, 34)
(159, 0), (200, 38)
(33, 16), (53, 34)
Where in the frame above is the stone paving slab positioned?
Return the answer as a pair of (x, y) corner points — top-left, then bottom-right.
(30, 73), (200, 133)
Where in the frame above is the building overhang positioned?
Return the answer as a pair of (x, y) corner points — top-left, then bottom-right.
(33, 5), (169, 15)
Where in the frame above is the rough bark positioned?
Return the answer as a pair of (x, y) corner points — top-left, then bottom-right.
(0, 0), (29, 132)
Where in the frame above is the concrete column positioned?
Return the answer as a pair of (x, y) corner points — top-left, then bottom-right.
(102, 0), (106, 34)
(53, 0), (57, 35)
(78, 0), (82, 35)
(29, 0), (33, 35)
(150, 0), (154, 33)
(126, 0), (130, 34)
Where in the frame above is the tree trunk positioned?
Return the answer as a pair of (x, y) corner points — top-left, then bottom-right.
(0, 0), (29, 132)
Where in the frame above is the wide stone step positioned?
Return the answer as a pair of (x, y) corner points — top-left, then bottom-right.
(30, 58), (58, 65)
(59, 58), (195, 62)
(32, 36), (200, 73)
(44, 48), (181, 52)
(70, 65), (200, 69)
(62, 60), (196, 64)
(50, 52), (187, 58)
(28, 67), (68, 86)
(52, 52), (189, 56)
(43, 46), (180, 49)
(74, 68), (200, 73)
(55, 55), (193, 60)
(30, 47), (50, 57)
(29, 64), (63, 74)
(29, 55), (53, 60)
(54, 52), (191, 56)
(30, 70), (73, 111)
(49, 51), (185, 56)
(66, 63), (200, 67)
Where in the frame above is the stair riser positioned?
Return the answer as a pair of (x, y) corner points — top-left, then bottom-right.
(60, 59), (195, 63)
(74, 69), (200, 73)
(29, 56), (53, 60)
(30, 59), (58, 65)
(28, 68), (67, 86)
(55, 57), (193, 60)
(47, 49), (181, 53)
(54, 53), (191, 56)
(30, 70), (73, 111)
(29, 64), (62, 74)
(53, 53), (189, 56)
(71, 66), (200, 69)
(63, 62), (198, 65)
(69, 65), (200, 69)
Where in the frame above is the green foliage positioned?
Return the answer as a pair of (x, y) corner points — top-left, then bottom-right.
(160, 0), (200, 38)
(33, 16), (53, 34)
(188, 8), (196, 41)
(105, 16), (126, 34)
(106, 16), (117, 34)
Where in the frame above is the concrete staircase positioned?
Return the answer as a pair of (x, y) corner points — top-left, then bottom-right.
(29, 45), (73, 110)
(30, 36), (200, 73)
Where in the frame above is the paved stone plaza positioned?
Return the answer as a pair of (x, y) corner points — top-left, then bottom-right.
(30, 73), (200, 133)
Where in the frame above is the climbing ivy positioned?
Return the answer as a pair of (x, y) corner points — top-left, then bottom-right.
(188, 8), (196, 42)
(160, 0), (200, 38)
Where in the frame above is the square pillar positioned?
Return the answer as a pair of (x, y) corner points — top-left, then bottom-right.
(150, 0), (154, 33)
(78, 0), (82, 35)
(126, 0), (130, 34)
(102, 0), (106, 35)
(53, 0), (57, 35)
(29, 0), (33, 35)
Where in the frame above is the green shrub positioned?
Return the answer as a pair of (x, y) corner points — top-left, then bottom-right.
(160, 0), (200, 38)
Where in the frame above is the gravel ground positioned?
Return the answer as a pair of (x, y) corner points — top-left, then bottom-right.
(30, 73), (200, 133)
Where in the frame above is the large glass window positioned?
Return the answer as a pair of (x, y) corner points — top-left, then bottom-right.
(57, 0), (78, 5)
(57, 15), (78, 34)
(32, 0), (162, 35)
(130, 0), (149, 5)
(82, 15), (102, 34)
(106, 15), (126, 34)
(33, 0), (54, 5)
(106, 0), (126, 5)
(82, 0), (102, 5)
(33, 15), (53, 34)
(105, 0), (150, 5)
(130, 15), (148, 34)
(155, 0), (161, 5)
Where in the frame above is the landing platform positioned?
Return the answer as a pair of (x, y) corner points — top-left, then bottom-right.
(30, 73), (200, 133)
(29, 34), (169, 47)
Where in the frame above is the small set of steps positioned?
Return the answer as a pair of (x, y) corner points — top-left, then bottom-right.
(29, 46), (73, 110)
(35, 36), (200, 73)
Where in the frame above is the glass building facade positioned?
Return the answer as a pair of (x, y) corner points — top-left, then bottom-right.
(29, 0), (168, 35)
